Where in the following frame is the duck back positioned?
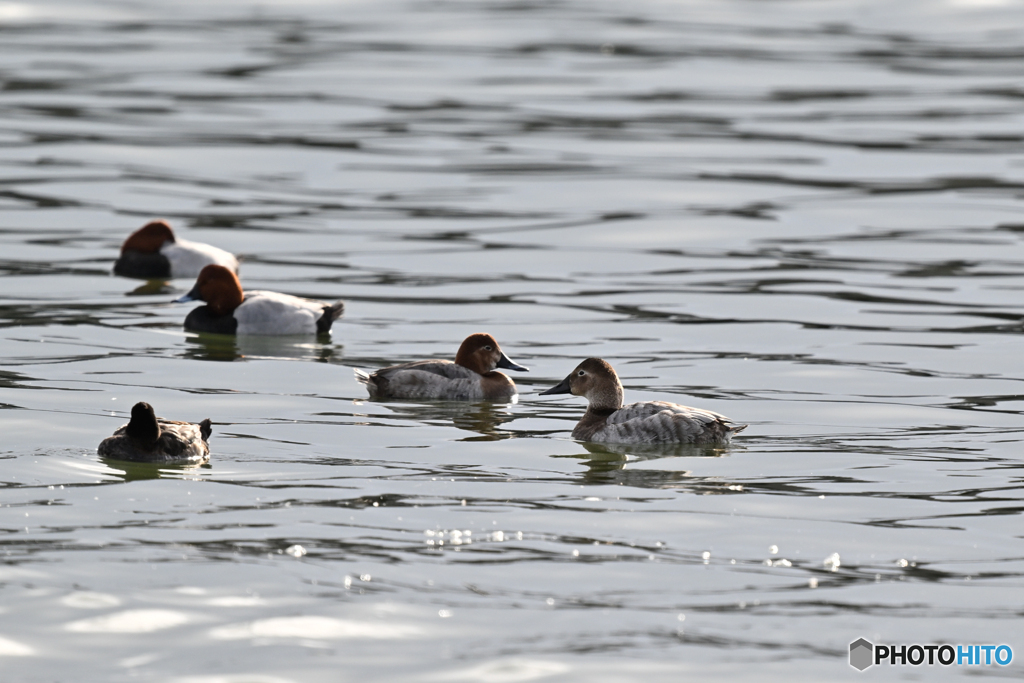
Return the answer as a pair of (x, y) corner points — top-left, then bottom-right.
(358, 360), (515, 400)
(98, 418), (212, 464)
(162, 239), (238, 278)
(577, 401), (746, 444)
(233, 291), (342, 335)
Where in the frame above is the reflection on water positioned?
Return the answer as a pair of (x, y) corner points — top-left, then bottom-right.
(2, 0), (1024, 680)
(577, 440), (733, 461)
(99, 457), (211, 482)
(123, 281), (176, 297)
(182, 331), (337, 362)
(567, 441), (737, 487)
(369, 400), (519, 440)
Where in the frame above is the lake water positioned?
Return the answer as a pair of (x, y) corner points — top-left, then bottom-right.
(2, 0), (1024, 680)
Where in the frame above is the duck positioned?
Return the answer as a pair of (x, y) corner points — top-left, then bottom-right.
(97, 401), (212, 464)
(113, 220), (239, 280)
(355, 333), (529, 401)
(539, 358), (746, 444)
(174, 264), (344, 335)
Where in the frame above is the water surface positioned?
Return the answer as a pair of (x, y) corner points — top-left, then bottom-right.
(2, 0), (1024, 680)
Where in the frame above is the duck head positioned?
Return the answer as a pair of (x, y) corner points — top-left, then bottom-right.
(540, 358), (624, 411)
(125, 401), (161, 445)
(454, 333), (529, 375)
(174, 264), (244, 316)
(121, 220), (176, 254)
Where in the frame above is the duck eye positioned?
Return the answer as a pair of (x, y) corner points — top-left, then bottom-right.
(483, 345), (492, 351)
(577, 370), (585, 376)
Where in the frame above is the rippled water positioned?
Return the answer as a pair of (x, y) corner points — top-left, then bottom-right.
(3, 0), (1024, 680)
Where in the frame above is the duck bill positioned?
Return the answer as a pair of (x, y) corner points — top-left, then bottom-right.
(172, 284), (201, 304)
(496, 352), (529, 372)
(539, 375), (573, 396)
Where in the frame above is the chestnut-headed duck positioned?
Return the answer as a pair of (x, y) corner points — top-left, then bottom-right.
(540, 358), (746, 444)
(174, 264), (344, 335)
(98, 401), (212, 464)
(355, 333), (529, 401)
(114, 220), (239, 280)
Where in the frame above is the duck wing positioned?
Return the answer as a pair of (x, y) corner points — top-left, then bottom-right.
(376, 360), (475, 380)
(162, 239), (238, 278)
(363, 360), (484, 399)
(595, 401), (746, 444)
(235, 291), (324, 335)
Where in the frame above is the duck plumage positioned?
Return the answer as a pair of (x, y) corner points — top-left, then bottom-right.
(114, 220), (238, 280)
(356, 333), (528, 401)
(98, 402), (212, 464)
(175, 265), (344, 335)
(540, 358), (746, 444)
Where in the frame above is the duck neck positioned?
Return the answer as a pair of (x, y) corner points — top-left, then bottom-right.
(586, 381), (624, 412)
(455, 348), (489, 374)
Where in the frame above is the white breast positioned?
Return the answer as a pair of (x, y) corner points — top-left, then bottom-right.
(161, 238), (239, 279)
(234, 291), (324, 335)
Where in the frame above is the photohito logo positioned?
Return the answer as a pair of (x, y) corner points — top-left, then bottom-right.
(849, 638), (1013, 671)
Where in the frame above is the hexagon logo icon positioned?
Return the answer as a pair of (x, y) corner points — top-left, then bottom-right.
(850, 638), (874, 671)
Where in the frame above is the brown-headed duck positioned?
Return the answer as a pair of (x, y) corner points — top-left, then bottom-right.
(173, 265), (344, 335)
(98, 401), (212, 464)
(355, 333), (529, 401)
(113, 220), (239, 280)
(540, 358), (746, 444)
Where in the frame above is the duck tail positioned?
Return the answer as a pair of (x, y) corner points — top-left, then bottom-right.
(199, 418), (213, 441)
(353, 368), (382, 397)
(316, 301), (345, 333)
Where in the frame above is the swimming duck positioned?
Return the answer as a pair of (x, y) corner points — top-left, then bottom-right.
(113, 220), (239, 280)
(174, 264), (344, 335)
(540, 358), (746, 444)
(355, 333), (528, 401)
(97, 401), (212, 464)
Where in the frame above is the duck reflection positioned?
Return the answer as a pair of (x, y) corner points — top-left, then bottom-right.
(124, 280), (175, 296)
(182, 331), (336, 362)
(371, 401), (518, 440)
(99, 457), (210, 482)
(581, 441), (731, 461)
(568, 441), (742, 492)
